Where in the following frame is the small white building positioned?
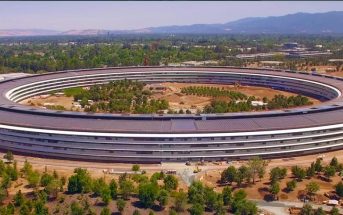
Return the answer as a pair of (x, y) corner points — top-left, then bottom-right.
(40, 95), (50, 99)
(43, 102), (55, 106)
(72, 104), (82, 109)
(251, 101), (267, 107)
(54, 92), (65, 96)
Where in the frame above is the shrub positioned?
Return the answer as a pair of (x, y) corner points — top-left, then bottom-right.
(157, 189), (169, 209)
(189, 203), (204, 215)
(116, 199), (126, 214)
(163, 175), (178, 191)
(132, 164), (140, 172)
(174, 189), (187, 212)
(306, 182), (320, 198)
(291, 166), (306, 181)
(138, 182), (159, 208)
(286, 180), (297, 192)
(335, 182), (343, 197)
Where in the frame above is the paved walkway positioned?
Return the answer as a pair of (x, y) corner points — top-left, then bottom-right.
(252, 199), (343, 215)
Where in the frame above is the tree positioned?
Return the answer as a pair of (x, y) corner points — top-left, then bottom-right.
(67, 168), (92, 194)
(19, 204), (31, 215)
(37, 190), (48, 204)
(330, 157), (339, 169)
(34, 200), (49, 215)
(314, 207), (325, 215)
(174, 189), (187, 212)
(0, 188), (7, 204)
(214, 196), (225, 215)
(169, 209), (177, 215)
(45, 179), (61, 199)
(157, 189), (169, 209)
(4, 151), (14, 162)
(6, 203), (15, 215)
(291, 166), (306, 181)
(247, 157), (267, 184)
(138, 182), (159, 208)
(132, 164), (140, 172)
(1, 173), (11, 190)
(236, 200), (258, 215)
(100, 207), (110, 215)
(92, 177), (107, 196)
(335, 182), (343, 197)
(286, 180), (297, 192)
(101, 186), (112, 205)
(27, 171), (40, 188)
(70, 202), (84, 215)
(189, 203), (204, 215)
(300, 203), (313, 215)
(314, 158), (323, 173)
(120, 179), (134, 200)
(109, 179), (118, 199)
(324, 166), (336, 180)
(204, 187), (218, 211)
(222, 186), (232, 206)
(330, 207), (340, 215)
(221, 166), (237, 184)
(188, 181), (205, 205)
(133, 209), (140, 215)
(13, 190), (25, 207)
(231, 190), (257, 215)
(233, 189), (247, 202)
(150, 172), (164, 183)
(306, 182), (320, 200)
(5, 164), (18, 182)
(163, 175), (178, 191)
(40, 173), (54, 187)
(269, 167), (287, 183)
(116, 199), (126, 214)
(270, 182), (280, 200)
(306, 163), (316, 178)
(235, 166), (249, 187)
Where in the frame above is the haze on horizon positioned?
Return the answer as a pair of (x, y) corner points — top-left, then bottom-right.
(1, 1), (343, 31)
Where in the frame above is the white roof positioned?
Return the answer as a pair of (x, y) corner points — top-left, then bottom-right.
(328, 200), (339, 205)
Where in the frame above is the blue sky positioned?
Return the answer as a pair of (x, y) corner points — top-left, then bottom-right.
(1, 1), (343, 30)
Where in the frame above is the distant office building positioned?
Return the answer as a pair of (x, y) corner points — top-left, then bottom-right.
(329, 59), (343, 62)
(288, 50), (332, 58)
(235, 52), (283, 59)
(168, 60), (219, 67)
(283, 42), (299, 49)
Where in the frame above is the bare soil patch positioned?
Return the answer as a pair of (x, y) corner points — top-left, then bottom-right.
(19, 82), (320, 113)
(20, 95), (75, 110)
(198, 160), (342, 204)
(148, 82), (320, 111)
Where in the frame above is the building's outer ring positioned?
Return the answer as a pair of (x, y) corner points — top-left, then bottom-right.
(1, 66), (343, 162)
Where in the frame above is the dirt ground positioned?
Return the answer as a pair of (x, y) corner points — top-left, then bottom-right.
(198, 166), (341, 203)
(326, 71), (343, 77)
(300, 65), (339, 73)
(146, 82), (320, 112)
(2, 150), (343, 214)
(19, 82), (320, 113)
(20, 95), (75, 110)
(3, 150), (343, 189)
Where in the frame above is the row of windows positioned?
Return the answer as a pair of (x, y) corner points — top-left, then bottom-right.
(2, 128), (343, 143)
(1, 140), (341, 157)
